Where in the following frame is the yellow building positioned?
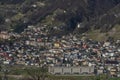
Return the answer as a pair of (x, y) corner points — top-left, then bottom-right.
(54, 42), (61, 48)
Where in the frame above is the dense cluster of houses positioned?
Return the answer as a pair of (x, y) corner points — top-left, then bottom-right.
(0, 25), (120, 77)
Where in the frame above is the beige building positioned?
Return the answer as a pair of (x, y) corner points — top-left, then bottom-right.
(0, 32), (10, 39)
(49, 66), (95, 75)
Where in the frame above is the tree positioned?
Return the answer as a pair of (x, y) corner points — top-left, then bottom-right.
(25, 66), (48, 80)
(0, 15), (4, 24)
(11, 21), (27, 33)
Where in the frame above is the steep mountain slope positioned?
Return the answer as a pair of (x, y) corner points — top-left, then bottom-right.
(0, 0), (120, 36)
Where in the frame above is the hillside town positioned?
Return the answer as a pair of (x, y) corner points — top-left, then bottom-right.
(0, 25), (120, 77)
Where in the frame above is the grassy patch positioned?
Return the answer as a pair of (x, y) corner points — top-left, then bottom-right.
(108, 24), (120, 40)
(86, 24), (120, 41)
(1, 66), (120, 80)
(11, 12), (24, 21)
(49, 75), (95, 80)
(86, 30), (108, 41)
